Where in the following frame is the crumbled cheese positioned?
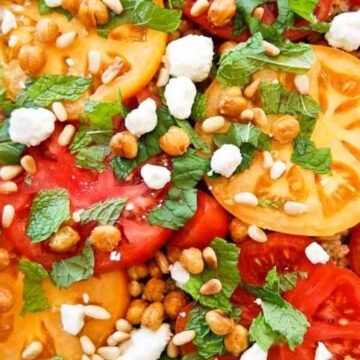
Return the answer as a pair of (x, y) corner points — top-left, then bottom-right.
(305, 242), (330, 264)
(8, 35), (19, 47)
(110, 251), (121, 262)
(326, 11), (360, 52)
(165, 35), (214, 82)
(60, 304), (85, 336)
(125, 98), (158, 137)
(118, 324), (171, 360)
(315, 342), (332, 360)
(9, 108), (56, 147)
(211, 144), (242, 178)
(254, 298), (262, 306)
(125, 203), (134, 211)
(164, 76), (196, 119)
(1, 9), (17, 35)
(170, 261), (190, 288)
(141, 164), (171, 190)
(44, 0), (62, 8)
(240, 343), (267, 360)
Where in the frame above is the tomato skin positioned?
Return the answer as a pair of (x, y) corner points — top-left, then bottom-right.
(170, 191), (230, 249)
(349, 225), (360, 276)
(135, 87), (162, 108)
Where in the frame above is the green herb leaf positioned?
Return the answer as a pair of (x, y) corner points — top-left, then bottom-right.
(233, 12), (246, 37)
(182, 354), (205, 360)
(26, 188), (71, 243)
(19, 260), (49, 316)
(70, 128), (113, 153)
(249, 314), (281, 351)
(168, 0), (186, 8)
(0, 119), (25, 165)
(258, 199), (282, 209)
(265, 267), (300, 294)
(293, 21), (331, 33)
(289, 0), (317, 22)
(191, 93), (207, 122)
(80, 197), (127, 225)
(16, 74), (91, 108)
(76, 145), (110, 172)
(0, 88), (16, 114)
(36, 0), (72, 19)
(50, 241), (94, 288)
(183, 238), (240, 313)
(51, 357), (64, 360)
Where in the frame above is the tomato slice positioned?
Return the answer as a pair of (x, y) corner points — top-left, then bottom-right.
(349, 225), (360, 276)
(170, 191), (230, 249)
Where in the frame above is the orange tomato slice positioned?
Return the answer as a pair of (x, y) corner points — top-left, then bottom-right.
(198, 46), (360, 236)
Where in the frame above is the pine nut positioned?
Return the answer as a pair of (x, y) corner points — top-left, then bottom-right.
(107, 331), (130, 346)
(91, 355), (104, 360)
(21, 155), (37, 175)
(294, 74), (310, 95)
(248, 225), (267, 243)
(262, 40), (280, 57)
(58, 125), (76, 146)
(155, 250), (170, 274)
(2, 204), (15, 228)
(115, 318), (132, 332)
(52, 102), (68, 122)
(167, 340), (179, 358)
(172, 330), (196, 346)
(270, 160), (287, 180)
(202, 247), (218, 268)
(253, 107), (268, 126)
(262, 151), (273, 169)
(180, 248), (204, 274)
(0, 181), (18, 194)
(244, 79), (261, 98)
(56, 31), (77, 48)
(45, 0), (62, 7)
(102, 0), (123, 14)
(88, 50), (102, 74)
(156, 67), (170, 87)
(190, 0), (210, 17)
(200, 278), (222, 295)
(128, 280), (143, 297)
(22, 341), (43, 360)
(201, 116), (226, 133)
(253, 6), (264, 20)
(0, 165), (22, 181)
(97, 347), (120, 360)
(284, 201), (309, 216)
(240, 109), (254, 121)
(84, 305), (111, 319)
(80, 335), (96, 355)
(82, 355), (91, 360)
(234, 192), (258, 207)
(102, 60), (124, 84)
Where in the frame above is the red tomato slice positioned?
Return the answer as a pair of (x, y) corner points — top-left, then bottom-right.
(170, 191), (230, 249)
(349, 225), (360, 276)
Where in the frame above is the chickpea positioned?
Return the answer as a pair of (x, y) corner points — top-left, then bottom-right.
(208, 0), (236, 27)
(90, 225), (121, 252)
(229, 218), (249, 244)
(126, 299), (148, 325)
(205, 309), (234, 336)
(159, 126), (190, 157)
(0, 286), (14, 312)
(219, 87), (249, 118)
(48, 225), (81, 253)
(78, 0), (109, 28)
(148, 260), (162, 279)
(141, 302), (165, 330)
(166, 244), (181, 264)
(180, 248), (204, 275)
(127, 264), (149, 280)
(128, 280), (143, 298)
(0, 248), (10, 271)
(271, 115), (300, 144)
(110, 131), (138, 159)
(143, 278), (166, 302)
(61, 0), (80, 13)
(218, 41), (237, 56)
(18, 46), (46, 75)
(36, 18), (60, 43)
(224, 324), (249, 356)
(163, 290), (187, 320)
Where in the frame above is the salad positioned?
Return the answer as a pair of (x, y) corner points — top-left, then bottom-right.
(0, 0), (360, 359)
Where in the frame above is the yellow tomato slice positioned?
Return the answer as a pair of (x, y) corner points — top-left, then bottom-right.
(198, 46), (360, 236)
(0, 265), (129, 359)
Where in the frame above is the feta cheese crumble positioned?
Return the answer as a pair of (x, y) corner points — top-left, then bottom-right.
(315, 341), (332, 360)
(60, 304), (85, 335)
(211, 144), (242, 178)
(9, 108), (56, 146)
(240, 343), (267, 360)
(326, 11), (360, 52)
(118, 324), (171, 360)
(44, 0), (62, 8)
(165, 35), (214, 82)
(170, 261), (190, 288)
(1, 9), (17, 35)
(110, 251), (121, 262)
(141, 164), (171, 190)
(125, 98), (158, 137)
(164, 76), (196, 119)
(305, 242), (330, 264)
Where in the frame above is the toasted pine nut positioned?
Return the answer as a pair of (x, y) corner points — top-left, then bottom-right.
(80, 335), (96, 355)
(0, 165), (22, 181)
(172, 330), (196, 346)
(84, 305), (111, 320)
(155, 250), (170, 274)
(240, 109), (254, 121)
(141, 302), (165, 330)
(262, 151), (273, 169)
(294, 74), (310, 95)
(115, 318), (132, 333)
(284, 201), (309, 216)
(205, 309), (234, 335)
(202, 247), (218, 268)
(22, 341), (43, 360)
(58, 124), (76, 146)
(102, 60), (124, 84)
(52, 102), (68, 122)
(167, 340), (179, 358)
(102, 0), (123, 14)
(180, 248), (204, 274)
(224, 324), (248, 356)
(88, 50), (102, 74)
(21, 155), (37, 176)
(190, 0), (210, 17)
(107, 331), (130, 346)
(234, 192), (258, 207)
(270, 160), (287, 180)
(248, 225), (267, 243)
(253, 107), (268, 126)
(97, 346), (120, 360)
(253, 6), (264, 20)
(201, 116), (226, 133)
(262, 40), (280, 57)
(0, 181), (18, 195)
(200, 278), (222, 295)
(2, 204), (15, 228)
(56, 31), (77, 48)
(244, 79), (261, 98)
(156, 67), (170, 87)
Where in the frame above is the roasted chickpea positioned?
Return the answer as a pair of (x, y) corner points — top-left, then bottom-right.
(166, 244), (181, 264)
(78, 0), (109, 28)
(224, 324), (249, 356)
(128, 280), (143, 298)
(90, 225), (121, 252)
(229, 218), (248, 244)
(163, 290), (187, 320)
(127, 264), (149, 280)
(110, 131), (138, 158)
(0, 286), (14, 312)
(271, 115), (300, 144)
(0, 248), (10, 271)
(61, 0), (81, 14)
(159, 126), (190, 156)
(208, 0), (236, 27)
(141, 302), (165, 330)
(18, 46), (46, 75)
(48, 225), (81, 252)
(148, 260), (163, 279)
(219, 87), (249, 118)
(36, 18), (60, 43)
(205, 309), (234, 336)
(143, 278), (166, 302)
(180, 248), (204, 274)
(126, 299), (148, 325)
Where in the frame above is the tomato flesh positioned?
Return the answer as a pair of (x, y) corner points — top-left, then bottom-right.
(350, 225), (360, 276)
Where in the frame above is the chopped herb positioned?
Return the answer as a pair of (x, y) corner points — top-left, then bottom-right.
(289, 0), (317, 23)
(191, 92), (207, 122)
(258, 199), (282, 209)
(168, 0), (186, 8)
(75, 144), (110, 172)
(233, 12), (246, 37)
(0, 119), (25, 165)
(293, 22), (331, 33)
(36, 0), (73, 19)
(70, 128), (113, 154)
(0, 88), (16, 114)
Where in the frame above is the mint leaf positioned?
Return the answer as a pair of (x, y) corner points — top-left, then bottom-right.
(265, 267), (300, 294)
(0, 119), (24, 165)
(168, 0), (186, 8)
(70, 128), (113, 153)
(36, 0), (72, 19)
(217, 33), (314, 87)
(51, 357), (64, 360)
(182, 354), (205, 360)
(26, 188), (71, 243)
(258, 199), (282, 209)
(191, 93), (207, 122)
(76, 145), (110, 172)
(249, 314), (281, 351)
(233, 12), (246, 37)
(0, 88), (16, 114)
(50, 241), (94, 288)
(183, 238), (240, 313)
(293, 21), (330, 33)
(289, 0), (317, 22)
(16, 75), (91, 108)
(19, 260), (49, 316)
(80, 198), (127, 225)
